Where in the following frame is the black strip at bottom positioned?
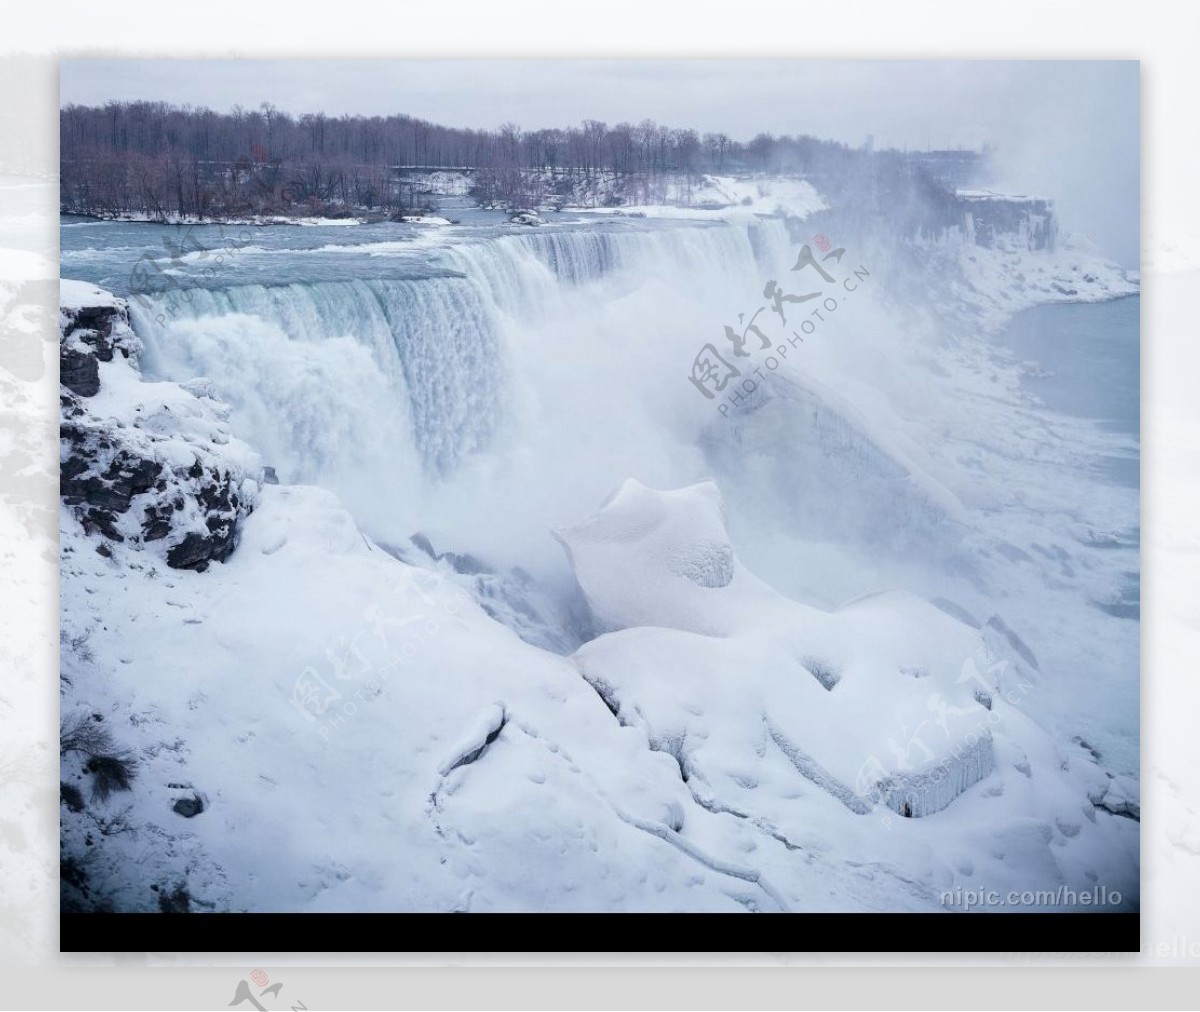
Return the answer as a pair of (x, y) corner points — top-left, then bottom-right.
(61, 912), (1140, 954)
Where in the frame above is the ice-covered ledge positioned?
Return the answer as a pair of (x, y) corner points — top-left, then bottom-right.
(561, 479), (1002, 819)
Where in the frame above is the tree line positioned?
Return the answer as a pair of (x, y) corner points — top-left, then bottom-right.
(60, 100), (979, 221)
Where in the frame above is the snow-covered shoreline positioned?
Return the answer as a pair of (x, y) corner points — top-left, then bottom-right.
(63, 209), (462, 227)
(937, 232), (1139, 333)
(60, 173), (830, 228)
(63, 211), (373, 227)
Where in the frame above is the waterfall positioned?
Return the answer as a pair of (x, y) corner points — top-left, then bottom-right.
(130, 276), (506, 476)
(125, 217), (795, 549)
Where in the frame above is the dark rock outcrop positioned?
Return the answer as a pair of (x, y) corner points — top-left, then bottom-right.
(60, 346), (100, 396)
(171, 795), (205, 818)
(407, 532), (492, 575)
(59, 286), (260, 570)
(59, 301), (136, 397)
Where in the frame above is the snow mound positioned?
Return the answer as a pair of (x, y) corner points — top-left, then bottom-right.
(555, 480), (756, 635)
(60, 479), (797, 913)
(562, 480), (998, 817)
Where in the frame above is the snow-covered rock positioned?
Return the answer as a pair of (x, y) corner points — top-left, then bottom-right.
(59, 284), (260, 570)
(385, 532), (593, 654)
(59, 285), (139, 397)
(60, 278), (122, 311)
(930, 232), (1138, 333)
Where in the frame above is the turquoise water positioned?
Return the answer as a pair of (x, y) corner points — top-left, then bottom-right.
(997, 293), (1140, 774)
(1003, 294), (1140, 488)
(57, 209), (708, 295)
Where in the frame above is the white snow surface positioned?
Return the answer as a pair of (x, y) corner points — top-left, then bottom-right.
(62, 388), (1137, 910)
(59, 278), (121, 310)
(63, 479), (781, 912)
(580, 175), (827, 221)
(562, 480), (1130, 848)
(930, 232), (1137, 332)
(0, 245), (54, 281)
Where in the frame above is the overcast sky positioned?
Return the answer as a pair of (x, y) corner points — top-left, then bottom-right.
(61, 60), (1139, 262)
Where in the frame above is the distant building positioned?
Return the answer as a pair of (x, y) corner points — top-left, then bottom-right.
(955, 189), (1057, 251)
(899, 150), (1055, 251)
(908, 149), (983, 190)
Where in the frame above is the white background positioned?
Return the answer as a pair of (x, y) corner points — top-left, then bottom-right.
(1, 0), (1198, 1006)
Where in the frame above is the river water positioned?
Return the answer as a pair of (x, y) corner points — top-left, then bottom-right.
(1003, 294), (1140, 489)
(994, 293), (1140, 775)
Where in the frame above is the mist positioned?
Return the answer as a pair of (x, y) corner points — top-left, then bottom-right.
(979, 62), (1139, 266)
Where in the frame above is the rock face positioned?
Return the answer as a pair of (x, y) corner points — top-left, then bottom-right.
(388, 533), (592, 655)
(59, 284), (260, 571)
(956, 190), (1058, 252)
(59, 301), (134, 397)
(171, 794), (205, 818)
